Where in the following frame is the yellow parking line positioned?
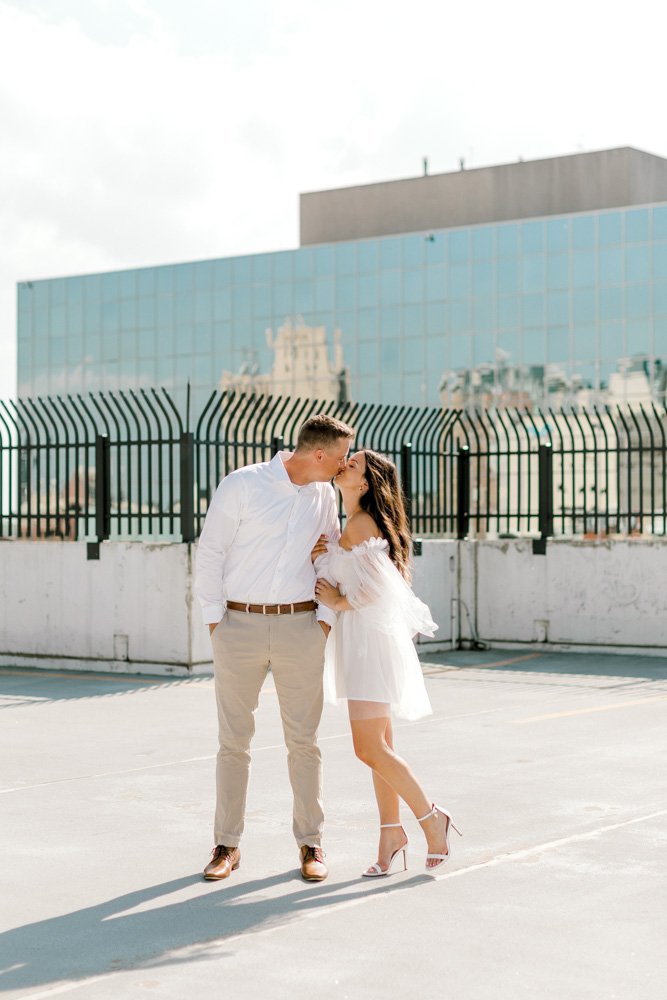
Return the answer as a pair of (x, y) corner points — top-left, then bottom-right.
(513, 694), (667, 723)
(422, 652), (542, 674)
(469, 653), (544, 669)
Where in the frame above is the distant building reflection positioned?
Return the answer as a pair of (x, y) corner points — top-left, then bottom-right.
(220, 317), (350, 403)
(439, 351), (667, 410)
(436, 350), (667, 540)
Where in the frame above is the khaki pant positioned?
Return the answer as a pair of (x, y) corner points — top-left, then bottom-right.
(211, 609), (327, 848)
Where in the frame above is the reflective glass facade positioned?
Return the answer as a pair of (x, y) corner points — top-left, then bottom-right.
(16, 203), (667, 412)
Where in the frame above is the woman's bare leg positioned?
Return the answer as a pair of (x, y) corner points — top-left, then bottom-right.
(371, 718), (399, 822)
(368, 718), (407, 871)
(349, 705), (449, 868)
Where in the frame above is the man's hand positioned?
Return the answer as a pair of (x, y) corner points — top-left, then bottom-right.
(318, 621), (331, 637)
(311, 534), (328, 563)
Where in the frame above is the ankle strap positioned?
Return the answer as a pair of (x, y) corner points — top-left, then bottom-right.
(380, 822), (402, 829)
(416, 806), (437, 823)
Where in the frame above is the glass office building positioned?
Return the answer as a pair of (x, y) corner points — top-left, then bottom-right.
(16, 201), (667, 414)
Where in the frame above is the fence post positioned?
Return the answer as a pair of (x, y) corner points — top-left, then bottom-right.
(456, 445), (470, 540)
(401, 441), (412, 526)
(533, 442), (553, 554)
(272, 434), (284, 456)
(180, 431), (195, 543)
(95, 433), (111, 542)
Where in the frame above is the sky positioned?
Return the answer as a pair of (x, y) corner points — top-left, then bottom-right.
(1, 0), (665, 401)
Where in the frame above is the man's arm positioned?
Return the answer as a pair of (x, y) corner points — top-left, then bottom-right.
(195, 473), (244, 632)
(315, 486), (341, 633)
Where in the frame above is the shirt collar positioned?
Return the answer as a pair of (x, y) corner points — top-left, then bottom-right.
(270, 450), (292, 483)
(270, 450), (317, 492)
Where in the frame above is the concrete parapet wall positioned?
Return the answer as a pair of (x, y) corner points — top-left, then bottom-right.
(0, 541), (210, 677)
(1, 537), (665, 674)
(464, 537), (667, 652)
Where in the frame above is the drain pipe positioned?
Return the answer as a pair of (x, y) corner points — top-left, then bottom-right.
(451, 597), (488, 650)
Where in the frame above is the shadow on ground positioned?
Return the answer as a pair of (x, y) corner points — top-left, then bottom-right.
(0, 869), (428, 993)
(0, 668), (209, 706)
(419, 648), (667, 681)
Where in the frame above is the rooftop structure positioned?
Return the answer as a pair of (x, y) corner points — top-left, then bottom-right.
(300, 147), (667, 245)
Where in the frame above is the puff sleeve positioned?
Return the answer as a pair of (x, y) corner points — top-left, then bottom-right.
(339, 539), (437, 638)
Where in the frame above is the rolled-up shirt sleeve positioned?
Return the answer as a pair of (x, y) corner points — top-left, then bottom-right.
(195, 472), (244, 625)
(315, 486), (341, 628)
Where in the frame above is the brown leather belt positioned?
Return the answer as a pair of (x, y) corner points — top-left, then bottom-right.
(226, 600), (317, 615)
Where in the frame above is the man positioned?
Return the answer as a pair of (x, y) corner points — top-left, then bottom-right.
(195, 413), (355, 882)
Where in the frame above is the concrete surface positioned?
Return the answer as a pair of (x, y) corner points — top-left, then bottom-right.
(1, 649), (666, 999)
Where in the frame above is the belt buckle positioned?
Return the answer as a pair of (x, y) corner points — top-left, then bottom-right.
(245, 603), (250, 614)
(261, 604), (267, 615)
(276, 604), (281, 616)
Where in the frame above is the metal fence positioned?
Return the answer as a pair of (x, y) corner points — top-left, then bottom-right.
(1, 388), (666, 546)
(0, 389), (185, 542)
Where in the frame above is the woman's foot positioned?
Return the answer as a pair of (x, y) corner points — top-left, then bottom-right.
(363, 824), (408, 876)
(417, 804), (462, 871)
(420, 809), (449, 869)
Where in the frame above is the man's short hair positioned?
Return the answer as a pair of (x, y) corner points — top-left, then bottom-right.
(295, 413), (355, 452)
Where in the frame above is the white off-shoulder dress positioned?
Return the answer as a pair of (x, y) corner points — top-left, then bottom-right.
(316, 538), (437, 721)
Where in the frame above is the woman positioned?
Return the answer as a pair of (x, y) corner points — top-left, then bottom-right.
(313, 449), (461, 876)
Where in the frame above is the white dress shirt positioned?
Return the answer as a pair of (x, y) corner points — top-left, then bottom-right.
(195, 451), (340, 627)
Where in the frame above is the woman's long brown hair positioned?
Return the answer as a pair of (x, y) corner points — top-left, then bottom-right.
(359, 449), (412, 581)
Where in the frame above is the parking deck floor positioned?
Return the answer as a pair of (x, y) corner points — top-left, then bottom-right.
(1, 649), (666, 999)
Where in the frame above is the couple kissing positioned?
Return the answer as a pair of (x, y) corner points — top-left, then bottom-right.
(195, 414), (460, 883)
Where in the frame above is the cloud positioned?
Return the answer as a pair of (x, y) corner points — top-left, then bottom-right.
(0, 0), (665, 403)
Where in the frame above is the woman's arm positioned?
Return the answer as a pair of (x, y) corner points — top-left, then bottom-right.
(316, 512), (380, 612)
(314, 577), (353, 611)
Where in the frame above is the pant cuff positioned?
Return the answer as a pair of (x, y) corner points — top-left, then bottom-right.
(214, 835), (241, 848)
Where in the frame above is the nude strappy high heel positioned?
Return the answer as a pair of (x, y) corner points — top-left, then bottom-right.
(417, 803), (462, 872)
(361, 822), (408, 877)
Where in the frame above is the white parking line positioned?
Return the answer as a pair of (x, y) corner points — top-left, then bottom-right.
(0, 707), (507, 795)
(0, 694), (50, 703)
(432, 807), (667, 880)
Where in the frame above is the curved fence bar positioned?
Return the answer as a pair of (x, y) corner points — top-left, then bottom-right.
(1, 388), (666, 542)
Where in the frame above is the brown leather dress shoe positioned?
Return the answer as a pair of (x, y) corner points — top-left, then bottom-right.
(300, 845), (328, 881)
(203, 845), (241, 880)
